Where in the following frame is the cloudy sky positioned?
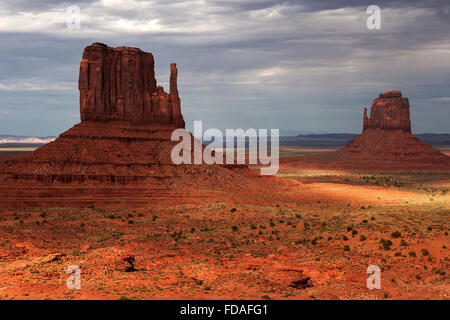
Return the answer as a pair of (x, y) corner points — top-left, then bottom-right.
(0, 0), (449, 136)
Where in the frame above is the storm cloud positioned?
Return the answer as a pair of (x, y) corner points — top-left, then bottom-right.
(0, 0), (449, 135)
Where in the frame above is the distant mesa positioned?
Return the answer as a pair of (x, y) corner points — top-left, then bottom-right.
(0, 43), (254, 208)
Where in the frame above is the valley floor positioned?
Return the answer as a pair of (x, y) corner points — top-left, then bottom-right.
(0, 148), (448, 299)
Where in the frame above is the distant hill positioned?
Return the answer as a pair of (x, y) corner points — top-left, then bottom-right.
(280, 133), (450, 148)
(0, 135), (56, 147)
(1, 133), (449, 149)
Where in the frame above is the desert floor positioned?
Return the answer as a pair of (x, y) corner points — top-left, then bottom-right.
(0, 147), (448, 300)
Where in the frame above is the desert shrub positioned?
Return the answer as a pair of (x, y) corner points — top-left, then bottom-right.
(408, 251), (416, 257)
(311, 237), (318, 245)
(343, 245), (350, 251)
(421, 249), (429, 256)
(359, 235), (367, 241)
(250, 224), (257, 230)
(343, 235), (349, 241)
(230, 208), (237, 213)
(231, 225), (238, 232)
(391, 231), (401, 238)
(380, 238), (393, 250)
(352, 230), (358, 236)
(400, 239), (408, 246)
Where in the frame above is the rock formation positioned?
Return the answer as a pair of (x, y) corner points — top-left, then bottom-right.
(0, 43), (251, 208)
(362, 90), (411, 132)
(338, 90), (450, 170)
(284, 90), (450, 171)
(79, 42), (184, 127)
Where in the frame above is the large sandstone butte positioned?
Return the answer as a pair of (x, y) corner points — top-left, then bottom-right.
(284, 90), (450, 171)
(79, 43), (184, 126)
(0, 43), (258, 208)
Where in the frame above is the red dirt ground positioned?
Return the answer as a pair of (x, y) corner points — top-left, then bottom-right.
(0, 148), (448, 300)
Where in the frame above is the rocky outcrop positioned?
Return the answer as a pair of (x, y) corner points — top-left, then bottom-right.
(335, 90), (450, 170)
(284, 91), (450, 171)
(362, 90), (411, 132)
(0, 43), (252, 208)
(79, 42), (184, 127)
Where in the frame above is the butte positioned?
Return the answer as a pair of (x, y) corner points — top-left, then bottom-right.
(286, 90), (450, 171)
(0, 43), (262, 208)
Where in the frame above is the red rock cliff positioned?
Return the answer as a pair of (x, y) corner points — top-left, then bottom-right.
(362, 90), (411, 133)
(79, 42), (184, 127)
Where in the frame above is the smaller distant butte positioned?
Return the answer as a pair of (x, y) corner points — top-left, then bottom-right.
(283, 90), (450, 171)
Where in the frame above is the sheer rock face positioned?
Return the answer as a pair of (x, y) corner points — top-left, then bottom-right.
(79, 42), (184, 127)
(363, 90), (411, 133)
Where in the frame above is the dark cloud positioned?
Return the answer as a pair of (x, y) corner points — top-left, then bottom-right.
(0, 0), (449, 135)
(0, 0), (92, 13)
(295, 0), (449, 11)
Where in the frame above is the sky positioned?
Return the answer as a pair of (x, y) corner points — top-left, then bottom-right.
(0, 0), (449, 136)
